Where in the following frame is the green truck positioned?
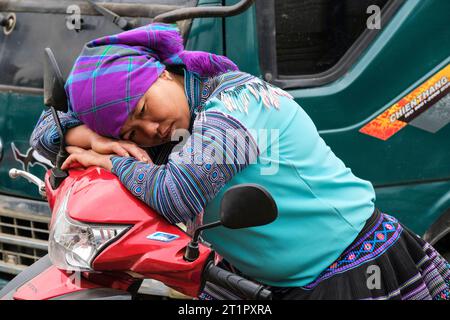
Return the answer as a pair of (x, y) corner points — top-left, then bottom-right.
(0, 0), (449, 275)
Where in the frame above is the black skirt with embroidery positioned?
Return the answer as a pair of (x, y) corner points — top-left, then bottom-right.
(200, 209), (450, 300)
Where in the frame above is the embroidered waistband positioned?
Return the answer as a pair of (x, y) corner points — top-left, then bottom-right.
(302, 209), (403, 290)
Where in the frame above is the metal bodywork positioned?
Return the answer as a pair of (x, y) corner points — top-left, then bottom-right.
(0, 0), (449, 274)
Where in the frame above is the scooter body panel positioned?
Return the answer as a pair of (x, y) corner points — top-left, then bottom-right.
(43, 166), (212, 298)
(13, 266), (101, 300)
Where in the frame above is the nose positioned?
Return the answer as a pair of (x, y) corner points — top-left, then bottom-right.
(157, 124), (171, 139)
(141, 121), (160, 138)
(156, 126), (164, 137)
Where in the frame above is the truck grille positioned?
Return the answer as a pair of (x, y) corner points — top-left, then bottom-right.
(0, 215), (49, 267)
(0, 195), (51, 274)
(0, 215), (48, 240)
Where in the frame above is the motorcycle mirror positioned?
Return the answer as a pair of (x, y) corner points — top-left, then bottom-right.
(43, 48), (68, 112)
(43, 48), (69, 188)
(183, 184), (277, 262)
(220, 184), (278, 229)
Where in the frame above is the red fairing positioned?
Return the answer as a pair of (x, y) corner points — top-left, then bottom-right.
(44, 166), (212, 298)
(13, 266), (101, 300)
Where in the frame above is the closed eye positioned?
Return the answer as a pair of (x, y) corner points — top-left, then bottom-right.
(123, 129), (135, 141)
(128, 130), (136, 141)
(139, 104), (146, 117)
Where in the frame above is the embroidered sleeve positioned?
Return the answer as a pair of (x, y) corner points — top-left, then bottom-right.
(29, 109), (83, 163)
(111, 111), (259, 224)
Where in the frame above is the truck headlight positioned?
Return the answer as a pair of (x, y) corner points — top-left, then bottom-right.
(48, 188), (130, 271)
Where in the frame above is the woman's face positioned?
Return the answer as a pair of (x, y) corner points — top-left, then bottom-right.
(119, 70), (190, 147)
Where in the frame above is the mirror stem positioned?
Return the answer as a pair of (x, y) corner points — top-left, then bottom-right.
(49, 106), (69, 189)
(50, 106), (69, 168)
(192, 221), (222, 243)
(184, 221), (222, 262)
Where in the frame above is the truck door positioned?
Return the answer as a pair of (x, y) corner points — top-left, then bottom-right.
(225, 0), (450, 236)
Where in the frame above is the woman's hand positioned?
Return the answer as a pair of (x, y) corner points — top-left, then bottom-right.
(61, 146), (114, 171)
(65, 125), (150, 163)
(90, 135), (151, 163)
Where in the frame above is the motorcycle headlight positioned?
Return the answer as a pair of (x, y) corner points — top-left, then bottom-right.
(48, 187), (130, 272)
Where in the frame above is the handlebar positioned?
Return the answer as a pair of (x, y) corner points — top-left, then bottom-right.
(9, 168), (46, 197)
(203, 261), (272, 300)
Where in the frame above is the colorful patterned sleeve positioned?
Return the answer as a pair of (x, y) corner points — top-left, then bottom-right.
(29, 109), (83, 163)
(111, 111), (259, 224)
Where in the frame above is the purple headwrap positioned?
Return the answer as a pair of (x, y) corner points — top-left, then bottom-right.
(65, 23), (238, 138)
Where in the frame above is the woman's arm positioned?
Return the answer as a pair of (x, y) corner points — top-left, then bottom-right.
(30, 109), (151, 164)
(110, 111), (259, 224)
(29, 109), (84, 163)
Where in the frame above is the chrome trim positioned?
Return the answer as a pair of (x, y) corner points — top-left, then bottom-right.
(0, 233), (47, 251)
(2, 12), (15, 35)
(0, 84), (43, 95)
(0, 137), (3, 162)
(0, 194), (50, 221)
(0, 260), (25, 275)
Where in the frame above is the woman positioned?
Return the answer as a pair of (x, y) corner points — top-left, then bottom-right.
(31, 23), (449, 300)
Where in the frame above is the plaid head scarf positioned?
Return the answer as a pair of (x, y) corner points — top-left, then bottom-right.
(65, 23), (238, 138)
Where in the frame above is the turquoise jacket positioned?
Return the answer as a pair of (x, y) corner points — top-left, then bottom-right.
(201, 83), (375, 287)
(30, 71), (375, 287)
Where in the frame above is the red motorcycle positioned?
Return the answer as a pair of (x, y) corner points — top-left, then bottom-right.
(0, 49), (277, 300)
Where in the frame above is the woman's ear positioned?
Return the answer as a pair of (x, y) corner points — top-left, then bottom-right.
(159, 70), (173, 81)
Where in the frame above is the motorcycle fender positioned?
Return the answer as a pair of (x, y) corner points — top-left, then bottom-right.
(12, 265), (103, 300)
